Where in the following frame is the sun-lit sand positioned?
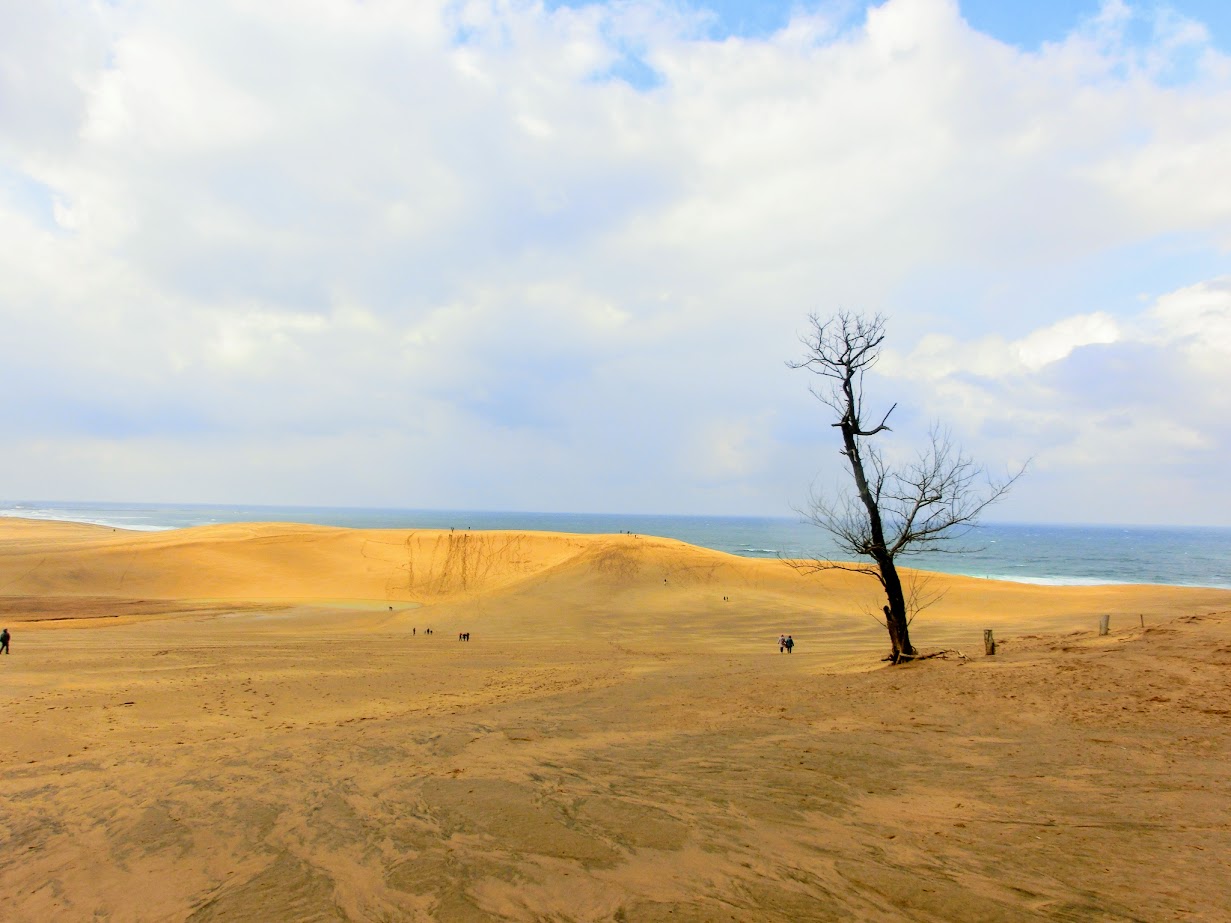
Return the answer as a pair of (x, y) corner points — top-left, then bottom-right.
(2, 518), (1230, 921)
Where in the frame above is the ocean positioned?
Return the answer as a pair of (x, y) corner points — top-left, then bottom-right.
(1, 500), (1229, 589)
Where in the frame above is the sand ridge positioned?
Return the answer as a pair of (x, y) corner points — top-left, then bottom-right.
(2, 518), (1230, 921)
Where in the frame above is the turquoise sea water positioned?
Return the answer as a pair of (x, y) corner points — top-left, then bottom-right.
(1, 501), (1229, 589)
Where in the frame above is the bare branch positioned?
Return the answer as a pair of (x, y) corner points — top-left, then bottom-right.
(784, 555), (885, 587)
(850, 402), (896, 437)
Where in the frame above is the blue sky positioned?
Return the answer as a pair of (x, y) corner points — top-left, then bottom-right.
(548, 0), (1231, 47)
(959, 0), (1225, 48)
(1, 0), (1230, 525)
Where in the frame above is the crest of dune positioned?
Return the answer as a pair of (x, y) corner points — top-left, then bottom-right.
(0, 519), (801, 604)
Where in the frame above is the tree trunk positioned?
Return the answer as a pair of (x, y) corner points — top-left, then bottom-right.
(840, 401), (916, 661)
(876, 553), (915, 661)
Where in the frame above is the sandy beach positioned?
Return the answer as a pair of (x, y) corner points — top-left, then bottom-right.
(2, 518), (1230, 921)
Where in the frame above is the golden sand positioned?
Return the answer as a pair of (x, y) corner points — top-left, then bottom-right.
(1, 518), (1229, 920)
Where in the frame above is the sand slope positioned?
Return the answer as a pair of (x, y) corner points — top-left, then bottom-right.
(0, 519), (603, 603)
(3, 518), (1226, 652)
(2, 519), (1230, 921)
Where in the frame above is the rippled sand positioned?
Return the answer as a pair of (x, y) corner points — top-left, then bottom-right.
(2, 519), (1229, 921)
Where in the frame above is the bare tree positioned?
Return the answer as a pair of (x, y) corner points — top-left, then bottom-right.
(789, 311), (1024, 662)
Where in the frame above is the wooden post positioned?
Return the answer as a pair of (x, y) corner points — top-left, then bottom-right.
(1099, 614), (1110, 637)
(983, 629), (995, 656)
(1140, 614), (1145, 629)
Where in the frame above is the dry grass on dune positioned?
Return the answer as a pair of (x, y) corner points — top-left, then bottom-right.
(2, 518), (1231, 921)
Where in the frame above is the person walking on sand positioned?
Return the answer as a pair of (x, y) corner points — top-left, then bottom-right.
(778, 634), (786, 653)
(0, 627), (9, 654)
(785, 635), (794, 654)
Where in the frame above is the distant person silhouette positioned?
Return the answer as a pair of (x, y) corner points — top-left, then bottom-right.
(778, 634), (786, 653)
(0, 628), (9, 654)
(785, 635), (794, 654)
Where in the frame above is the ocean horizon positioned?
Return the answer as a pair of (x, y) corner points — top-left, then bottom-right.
(2, 500), (1229, 590)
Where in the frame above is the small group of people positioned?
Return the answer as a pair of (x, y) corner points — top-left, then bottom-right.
(457, 632), (470, 641)
(777, 633), (794, 654)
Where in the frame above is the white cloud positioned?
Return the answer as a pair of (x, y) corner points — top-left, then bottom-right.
(884, 312), (1123, 384)
(0, 0), (1230, 523)
(1016, 314), (1122, 370)
(873, 277), (1231, 523)
(208, 310), (329, 368)
(1148, 277), (1231, 361)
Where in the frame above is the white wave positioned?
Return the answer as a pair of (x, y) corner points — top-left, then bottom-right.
(973, 572), (1231, 589)
(975, 573), (1127, 586)
(0, 508), (171, 532)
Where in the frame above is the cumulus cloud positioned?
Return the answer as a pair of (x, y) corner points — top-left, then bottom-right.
(1, 0), (1229, 523)
(876, 277), (1231, 523)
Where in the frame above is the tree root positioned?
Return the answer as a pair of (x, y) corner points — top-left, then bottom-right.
(884, 649), (968, 664)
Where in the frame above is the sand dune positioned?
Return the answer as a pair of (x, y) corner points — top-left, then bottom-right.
(2, 518), (1230, 921)
(2, 518), (1224, 649)
(0, 519), (603, 603)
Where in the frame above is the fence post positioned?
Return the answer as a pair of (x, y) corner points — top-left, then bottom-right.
(983, 629), (995, 656)
(1099, 614), (1110, 637)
